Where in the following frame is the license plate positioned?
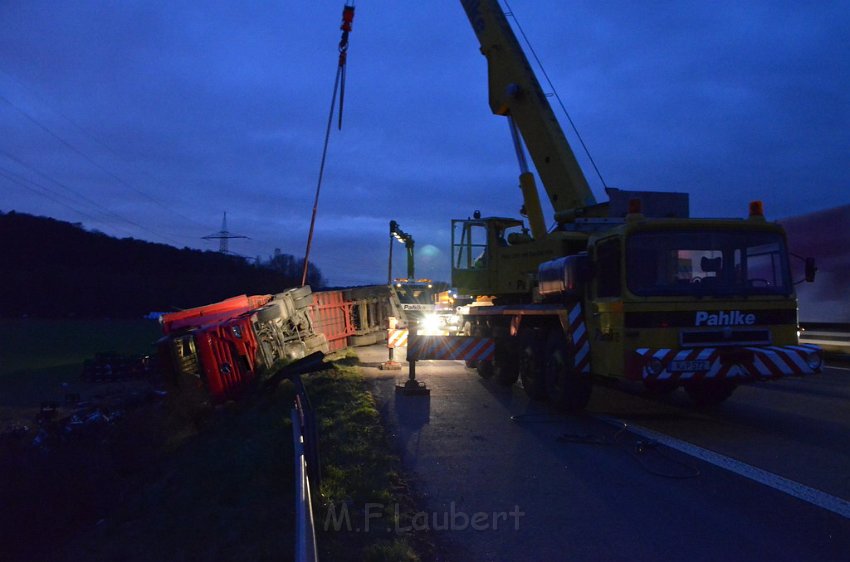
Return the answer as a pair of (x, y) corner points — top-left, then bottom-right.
(669, 359), (711, 372)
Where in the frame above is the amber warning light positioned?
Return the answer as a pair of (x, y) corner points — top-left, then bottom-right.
(749, 200), (764, 217)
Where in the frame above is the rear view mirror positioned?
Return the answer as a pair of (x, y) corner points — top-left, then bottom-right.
(791, 253), (817, 285)
(805, 257), (817, 283)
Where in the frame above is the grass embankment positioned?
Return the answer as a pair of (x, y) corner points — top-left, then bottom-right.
(56, 360), (422, 562)
(309, 360), (423, 562)
(1, 319), (423, 561)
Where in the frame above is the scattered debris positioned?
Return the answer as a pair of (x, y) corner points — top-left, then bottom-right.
(81, 353), (157, 382)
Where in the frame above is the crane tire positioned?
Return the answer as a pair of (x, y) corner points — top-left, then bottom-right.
(519, 328), (547, 400)
(477, 360), (495, 379)
(544, 329), (591, 412)
(493, 341), (519, 386)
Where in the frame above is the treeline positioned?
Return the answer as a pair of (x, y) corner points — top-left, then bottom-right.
(0, 211), (324, 318)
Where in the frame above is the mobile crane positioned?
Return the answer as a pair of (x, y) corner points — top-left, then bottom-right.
(453, 0), (822, 408)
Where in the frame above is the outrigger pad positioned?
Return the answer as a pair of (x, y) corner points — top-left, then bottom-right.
(396, 379), (430, 396)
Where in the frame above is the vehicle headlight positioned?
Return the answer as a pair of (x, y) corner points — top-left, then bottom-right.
(420, 313), (442, 335)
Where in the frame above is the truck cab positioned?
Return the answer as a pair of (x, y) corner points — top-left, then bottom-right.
(583, 215), (820, 400)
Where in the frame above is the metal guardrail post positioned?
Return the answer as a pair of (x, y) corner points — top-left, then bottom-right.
(292, 407), (318, 562)
(265, 352), (327, 562)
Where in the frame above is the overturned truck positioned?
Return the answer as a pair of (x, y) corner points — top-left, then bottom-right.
(158, 285), (392, 403)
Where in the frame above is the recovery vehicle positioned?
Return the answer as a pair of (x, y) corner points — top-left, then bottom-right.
(389, 220), (457, 335)
(453, 0), (822, 408)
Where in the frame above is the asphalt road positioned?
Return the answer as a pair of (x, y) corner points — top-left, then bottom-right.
(356, 345), (850, 562)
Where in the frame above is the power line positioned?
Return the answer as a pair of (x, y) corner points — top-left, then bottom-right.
(0, 148), (184, 245)
(0, 167), (137, 235)
(0, 82), (211, 230)
(0, 69), (286, 254)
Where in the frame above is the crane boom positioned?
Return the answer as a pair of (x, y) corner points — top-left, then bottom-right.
(460, 0), (597, 216)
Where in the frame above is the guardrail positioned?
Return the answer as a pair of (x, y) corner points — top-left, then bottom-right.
(800, 323), (850, 356)
(267, 352), (326, 562)
(292, 400), (318, 562)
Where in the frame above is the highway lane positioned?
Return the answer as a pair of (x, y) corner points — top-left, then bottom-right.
(587, 363), (850, 503)
(356, 345), (850, 561)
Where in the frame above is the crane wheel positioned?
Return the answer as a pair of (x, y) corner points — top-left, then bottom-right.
(544, 329), (591, 411)
(518, 328), (547, 400)
(493, 341), (519, 386)
(477, 360), (495, 379)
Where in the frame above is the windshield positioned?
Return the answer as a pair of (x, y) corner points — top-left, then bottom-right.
(395, 283), (435, 305)
(626, 230), (792, 297)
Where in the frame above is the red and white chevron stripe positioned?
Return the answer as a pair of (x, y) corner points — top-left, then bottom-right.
(567, 303), (591, 374)
(635, 343), (822, 383)
(407, 336), (494, 362)
(387, 329), (408, 348)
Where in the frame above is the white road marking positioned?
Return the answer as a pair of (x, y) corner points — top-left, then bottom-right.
(595, 414), (850, 520)
(826, 365), (850, 372)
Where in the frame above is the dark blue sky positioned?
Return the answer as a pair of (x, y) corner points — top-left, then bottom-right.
(1, 1), (848, 286)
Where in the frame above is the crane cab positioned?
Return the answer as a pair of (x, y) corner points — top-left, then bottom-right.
(451, 216), (587, 302)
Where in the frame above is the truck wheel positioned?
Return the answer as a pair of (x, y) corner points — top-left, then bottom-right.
(294, 295), (313, 310)
(289, 286), (312, 300)
(685, 380), (736, 407)
(349, 333), (376, 347)
(493, 341), (519, 386)
(519, 329), (547, 400)
(303, 333), (329, 354)
(544, 330), (592, 412)
(256, 303), (284, 323)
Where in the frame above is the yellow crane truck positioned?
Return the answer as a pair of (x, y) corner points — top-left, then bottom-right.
(453, 0), (822, 409)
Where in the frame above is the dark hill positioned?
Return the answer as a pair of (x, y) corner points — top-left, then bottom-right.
(0, 211), (322, 318)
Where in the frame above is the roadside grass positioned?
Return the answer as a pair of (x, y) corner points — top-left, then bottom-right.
(304, 358), (423, 562)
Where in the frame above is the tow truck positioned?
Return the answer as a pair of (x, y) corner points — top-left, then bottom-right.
(452, 0), (822, 409)
(389, 220), (457, 335)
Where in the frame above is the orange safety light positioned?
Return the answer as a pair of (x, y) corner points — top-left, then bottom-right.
(749, 200), (764, 217)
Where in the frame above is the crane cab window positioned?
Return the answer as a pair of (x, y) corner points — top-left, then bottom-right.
(452, 221), (489, 269)
(595, 238), (622, 297)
